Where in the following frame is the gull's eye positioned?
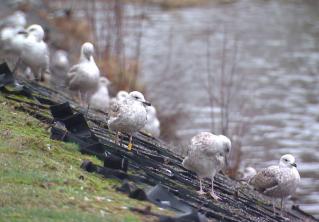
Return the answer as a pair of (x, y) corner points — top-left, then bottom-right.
(283, 158), (288, 162)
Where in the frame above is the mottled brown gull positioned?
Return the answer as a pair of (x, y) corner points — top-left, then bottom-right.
(249, 154), (300, 215)
(182, 132), (231, 200)
(108, 91), (151, 150)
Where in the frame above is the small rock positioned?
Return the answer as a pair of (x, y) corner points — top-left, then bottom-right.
(95, 196), (105, 201)
(100, 210), (106, 217)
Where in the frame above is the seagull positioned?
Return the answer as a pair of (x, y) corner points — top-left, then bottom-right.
(142, 105), (160, 137)
(50, 50), (69, 90)
(116, 90), (129, 102)
(0, 26), (26, 56)
(109, 90), (129, 108)
(108, 91), (151, 150)
(19, 24), (50, 81)
(182, 132), (231, 200)
(0, 11), (26, 29)
(239, 167), (257, 182)
(67, 42), (100, 106)
(0, 11), (26, 69)
(90, 76), (110, 113)
(249, 154), (300, 216)
(108, 90), (128, 143)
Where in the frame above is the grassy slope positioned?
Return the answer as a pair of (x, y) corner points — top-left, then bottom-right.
(0, 95), (167, 222)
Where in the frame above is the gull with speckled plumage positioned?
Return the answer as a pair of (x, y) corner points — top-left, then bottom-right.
(182, 132), (231, 200)
(108, 91), (151, 150)
(249, 154), (300, 216)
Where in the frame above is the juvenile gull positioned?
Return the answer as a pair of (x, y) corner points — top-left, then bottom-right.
(108, 90), (128, 144)
(67, 42), (100, 105)
(20, 24), (50, 81)
(108, 91), (151, 150)
(249, 154), (300, 215)
(182, 132), (231, 200)
(90, 77), (110, 113)
(142, 105), (160, 137)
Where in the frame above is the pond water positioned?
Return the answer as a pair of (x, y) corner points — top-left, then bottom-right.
(137, 0), (319, 217)
(49, 0), (319, 217)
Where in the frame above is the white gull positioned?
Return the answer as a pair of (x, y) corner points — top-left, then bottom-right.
(67, 42), (100, 105)
(0, 11), (26, 65)
(20, 24), (50, 81)
(90, 76), (111, 113)
(239, 166), (257, 182)
(142, 105), (160, 137)
(50, 50), (69, 90)
(0, 11), (26, 28)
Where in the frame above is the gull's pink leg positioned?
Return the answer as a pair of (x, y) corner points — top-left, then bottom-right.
(197, 178), (205, 195)
(209, 176), (220, 200)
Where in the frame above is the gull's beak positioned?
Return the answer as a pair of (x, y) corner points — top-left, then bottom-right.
(225, 154), (229, 168)
(143, 101), (151, 106)
(221, 154), (229, 174)
(17, 30), (28, 35)
(291, 163), (297, 168)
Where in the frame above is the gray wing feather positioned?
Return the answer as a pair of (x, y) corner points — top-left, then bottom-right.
(66, 65), (79, 84)
(198, 145), (218, 157)
(108, 99), (122, 119)
(250, 166), (279, 193)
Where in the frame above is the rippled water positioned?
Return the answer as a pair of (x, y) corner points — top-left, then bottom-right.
(136, 0), (319, 217)
(58, 0), (319, 217)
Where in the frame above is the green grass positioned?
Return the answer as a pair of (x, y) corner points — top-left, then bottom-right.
(0, 95), (168, 221)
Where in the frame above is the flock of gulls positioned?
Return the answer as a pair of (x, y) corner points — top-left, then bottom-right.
(0, 10), (301, 218)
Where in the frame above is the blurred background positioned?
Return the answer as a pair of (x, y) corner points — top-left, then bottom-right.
(1, 0), (318, 218)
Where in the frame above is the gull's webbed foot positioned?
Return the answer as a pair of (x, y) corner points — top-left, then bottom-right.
(127, 142), (133, 151)
(197, 190), (205, 195)
(209, 191), (221, 201)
